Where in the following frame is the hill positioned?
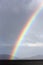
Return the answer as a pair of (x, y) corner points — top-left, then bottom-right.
(0, 54), (10, 59)
(29, 55), (43, 60)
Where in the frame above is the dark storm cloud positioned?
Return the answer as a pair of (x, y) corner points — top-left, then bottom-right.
(0, 0), (33, 44)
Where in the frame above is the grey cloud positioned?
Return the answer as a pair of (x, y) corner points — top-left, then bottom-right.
(0, 0), (38, 13)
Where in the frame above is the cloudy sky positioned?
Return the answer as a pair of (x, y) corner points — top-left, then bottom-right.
(0, 0), (43, 59)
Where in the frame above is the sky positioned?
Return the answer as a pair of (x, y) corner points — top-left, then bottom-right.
(0, 0), (43, 59)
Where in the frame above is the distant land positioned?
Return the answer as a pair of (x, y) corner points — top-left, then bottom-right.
(0, 54), (43, 60)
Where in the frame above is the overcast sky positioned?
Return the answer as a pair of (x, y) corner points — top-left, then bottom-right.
(0, 0), (43, 59)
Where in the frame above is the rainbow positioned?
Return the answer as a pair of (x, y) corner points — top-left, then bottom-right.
(10, 3), (43, 60)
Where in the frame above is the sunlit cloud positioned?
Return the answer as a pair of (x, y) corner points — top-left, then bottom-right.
(20, 43), (43, 47)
